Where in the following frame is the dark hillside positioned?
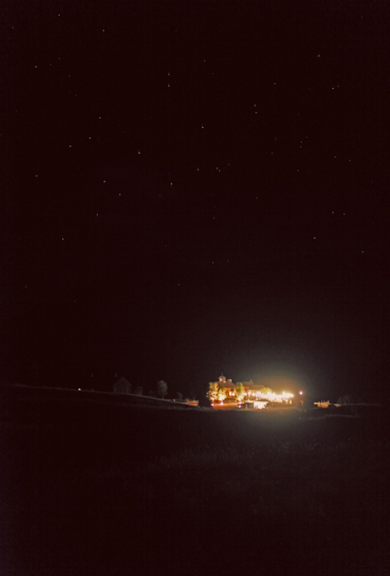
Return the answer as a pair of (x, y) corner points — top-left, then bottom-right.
(1, 387), (389, 575)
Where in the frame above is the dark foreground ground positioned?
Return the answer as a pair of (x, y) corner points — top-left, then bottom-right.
(1, 386), (389, 576)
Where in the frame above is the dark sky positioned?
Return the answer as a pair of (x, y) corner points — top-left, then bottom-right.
(2, 0), (390, 400)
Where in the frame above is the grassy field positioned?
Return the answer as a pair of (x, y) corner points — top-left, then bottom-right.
(1, 386), (389, 575)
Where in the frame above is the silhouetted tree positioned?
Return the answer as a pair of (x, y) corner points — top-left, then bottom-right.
(156, 380), (168, 398)
(337, 394), (361, 405)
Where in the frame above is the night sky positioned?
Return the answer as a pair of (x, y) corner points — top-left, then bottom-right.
(2, 1), (390, 400)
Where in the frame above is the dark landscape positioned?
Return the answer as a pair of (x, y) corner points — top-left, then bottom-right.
(1, 385), (389, 575)
(2, 1), (390, 573)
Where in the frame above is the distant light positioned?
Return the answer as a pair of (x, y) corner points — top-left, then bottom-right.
(78, 388), (81, 391)
(299, 391), (303, 395)
(253, 401), (268, 410)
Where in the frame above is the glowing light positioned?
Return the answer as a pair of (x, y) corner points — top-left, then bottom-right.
(256, 390), (294, 404)
(253, 401), (268, 410)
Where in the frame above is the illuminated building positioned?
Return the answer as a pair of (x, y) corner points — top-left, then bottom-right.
(209, 374), (295, 408)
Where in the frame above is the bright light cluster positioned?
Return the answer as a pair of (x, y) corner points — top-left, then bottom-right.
(249, 390), (294, 403)
(253, 401), (268, 410)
